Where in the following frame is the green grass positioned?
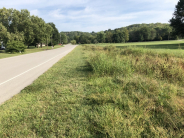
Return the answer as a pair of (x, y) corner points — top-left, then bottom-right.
(0, 44), (184, 137)
(0, 45), (64, 59)
(84, 40), (184, 58)
(87, 39), (184, 47)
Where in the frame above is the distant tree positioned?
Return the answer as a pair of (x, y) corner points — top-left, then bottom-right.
(170, 0), (184, 37)
(31, 16), (47, 47)
(71, 40), (76, 45)
(139, 27), (151, 41)
(105, 31), (113, 43)
(60, 32), (68, 44)
(74, 35), (80, 43)
(45, 23), (53, 47)
(113, 33), (120, 43)
(48, 22), (60, 46)
(150, 28), (156, 40)
(139, 34), (144, 42)
(123, 29), (129, 42)
(97, 31), (105, 43)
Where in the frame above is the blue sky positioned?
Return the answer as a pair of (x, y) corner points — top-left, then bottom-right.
(0, 0), (178, 32)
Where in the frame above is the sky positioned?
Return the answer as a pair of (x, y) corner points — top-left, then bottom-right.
(0, 0), (179, 32)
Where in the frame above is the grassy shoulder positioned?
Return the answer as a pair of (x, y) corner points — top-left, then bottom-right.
(0, 45), (184, 137)
(0, 45), (64, 59)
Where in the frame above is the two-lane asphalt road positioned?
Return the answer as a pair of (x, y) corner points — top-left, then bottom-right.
(0, 44), (76, 105)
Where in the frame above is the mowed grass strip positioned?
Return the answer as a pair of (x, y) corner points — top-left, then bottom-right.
(0, 46), (91, 137)
(0, 45), (63, 59)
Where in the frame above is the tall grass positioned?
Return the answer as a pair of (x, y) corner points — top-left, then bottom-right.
(84, 45), (184, 137)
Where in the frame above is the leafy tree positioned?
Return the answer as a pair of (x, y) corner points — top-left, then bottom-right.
(0, 23), (8, 44)
(48, 22), (60, 46)
(150, 28), (156, 40)
(79, 34), (88, 44)
(45, 23), (53, 47)
(123, 29), (129, 42)
(74, 35), (79, 43)
(6, 40), (26, 53)
(105, 31), (113, 43)
(7, 31), (24, 42)
(97, 31), (105, 43)
(139, 34), (144, 41)
(60, 32), (68, 44)
(31, 16), (47, 47)
(139, 27), (151, 41)
(113, 33), (120, 43)
(170, 0), (184, 37)
(71, 40), (76, 45)
(19, 10), (34, 46)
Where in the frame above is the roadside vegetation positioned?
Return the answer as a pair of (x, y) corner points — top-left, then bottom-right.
(0, 45), (63, 59)
(0, 43), (184, 137)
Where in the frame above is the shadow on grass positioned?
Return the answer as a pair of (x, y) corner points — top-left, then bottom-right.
(116, 42), (184, 50)
(76, 65), (93, 72)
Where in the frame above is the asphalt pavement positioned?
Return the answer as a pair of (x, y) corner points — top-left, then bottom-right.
(0, 44), (76, 105)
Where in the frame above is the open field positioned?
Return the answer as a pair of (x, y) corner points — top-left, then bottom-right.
(0, 45), (64, 59)
(84, 40), (184, 58)
(87, 40), (184, 47)
(0, 43), (184, 137)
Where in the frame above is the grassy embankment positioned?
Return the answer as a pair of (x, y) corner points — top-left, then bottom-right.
(0, 45), (63, 59)
(0, 42), (184, 137)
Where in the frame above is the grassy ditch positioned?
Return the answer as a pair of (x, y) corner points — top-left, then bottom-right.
(0, 45), (63, 59)
(0, 45), (184, 137)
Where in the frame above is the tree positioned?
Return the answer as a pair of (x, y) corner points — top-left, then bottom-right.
(0, 23), (8, 44)
(123, 29), (129, 42)
(18, 10), (34, 46)
(139, 27), (151, 41)
(97, 31), (105, 43)
(6, 40), (26, 53)
(105, 31), (113, 43)
(74, 35), (80, 43)
(31, 16), (47, 47)
(170, 0), (184, 37)
(79, 34), (88, 44)
(45, 23), (53, 48)
(60, 32), (68, 44)
(163, 26), (172, 40)
(48, 22), (60, 46)
(112, 33), (120, 43)
(71, 40), (76, 45)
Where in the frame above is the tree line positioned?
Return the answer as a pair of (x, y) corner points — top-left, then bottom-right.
(0, 7), (60, 48)
(63, 23), (181, 44)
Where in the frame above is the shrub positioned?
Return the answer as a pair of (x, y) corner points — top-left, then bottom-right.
(6, 41), (26, 53)
(71, 40), (76, 45)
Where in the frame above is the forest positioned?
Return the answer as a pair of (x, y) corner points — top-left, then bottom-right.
(0, 7), (60, 48)
(63, 23), (178, 44)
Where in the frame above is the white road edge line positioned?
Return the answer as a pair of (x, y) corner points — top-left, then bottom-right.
(0, 47), (75, 86)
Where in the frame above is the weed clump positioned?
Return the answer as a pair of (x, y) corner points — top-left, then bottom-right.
(87, 53), (132, 77)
